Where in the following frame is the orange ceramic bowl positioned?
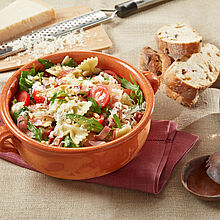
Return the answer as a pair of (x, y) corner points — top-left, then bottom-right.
(0, 51), (156, 180)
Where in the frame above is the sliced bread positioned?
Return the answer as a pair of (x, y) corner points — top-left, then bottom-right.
(156, 23), (202, 59)
(139, 46), (174, 80)
(163, 43), (220, 106)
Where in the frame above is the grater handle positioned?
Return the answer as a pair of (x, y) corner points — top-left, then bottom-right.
(115, 0), (167, 17)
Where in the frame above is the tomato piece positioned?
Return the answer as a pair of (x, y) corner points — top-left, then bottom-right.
(44, 127), (54, 137)
(32, 90), (48, 104)
(96, 114), (104, 125)
(89, 85), (110, 108)
(15, 91), (30, 106)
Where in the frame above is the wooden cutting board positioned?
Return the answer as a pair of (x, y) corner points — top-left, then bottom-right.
(0, 6), (112, 72)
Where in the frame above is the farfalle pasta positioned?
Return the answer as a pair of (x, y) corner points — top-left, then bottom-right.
(10, 56), (145, 147)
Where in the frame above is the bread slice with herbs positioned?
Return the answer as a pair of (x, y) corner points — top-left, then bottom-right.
(139, 46), (174, 81)
(163, 43), (220, 106)
(156, 23), (202, 59)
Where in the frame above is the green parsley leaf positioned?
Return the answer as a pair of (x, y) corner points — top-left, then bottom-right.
(63, 135), (79, 148)
(27, 121), (43, 142)
(62, 58), (77, 67)
(113, 114), (121, 129)
(88, 97), (101, 114)
(38, 58), (54, 69)
(66, 114), (103, 133)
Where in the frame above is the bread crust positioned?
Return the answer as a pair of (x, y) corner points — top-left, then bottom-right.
(163, 43), (220, 106)
(164, 84), (198, 107)
(156, 23), (202, 59)
(139, 46), (174, 81)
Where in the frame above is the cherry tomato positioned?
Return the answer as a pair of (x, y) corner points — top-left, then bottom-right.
(95, 114), (104, 125)
(15, 91), (30, 106)
(32, 90), (48, 104)
(89, 85), (110, 108)
(44, 127), (54, 137)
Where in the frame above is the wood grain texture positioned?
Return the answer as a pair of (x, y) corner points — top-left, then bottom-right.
(0, 6), (112, 72)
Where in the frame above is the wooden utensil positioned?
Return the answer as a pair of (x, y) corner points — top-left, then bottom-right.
(181, 155), (220, 201)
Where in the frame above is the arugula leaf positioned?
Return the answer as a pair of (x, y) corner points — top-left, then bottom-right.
(66, 114), (103, 133)
(88, 97), (101, 114)
(63, 135), (79, 148)
(49, 90), (68, 104)
(29, 64), (36, 76)
(38, 58), (54, 69)
(62, 58), (77, 67)
(13, 106), (29, 121)
(117, 75), (144, 107)
(113, 114), (121, 129)
(27, 121), (43, 142)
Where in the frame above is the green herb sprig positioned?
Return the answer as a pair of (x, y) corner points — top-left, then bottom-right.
(63, 135), (79, 148)
(38, 59), (54, 69)
(27, 121), (43, 142)
(88, 97), (101, 114)
(66, 114), (103, 133)
(117, 74), (143, 107)
(113, 114), (121, 129)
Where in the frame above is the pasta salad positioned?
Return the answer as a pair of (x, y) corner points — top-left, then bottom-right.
(10, 56), (146, 147)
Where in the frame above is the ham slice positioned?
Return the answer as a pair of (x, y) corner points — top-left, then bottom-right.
(94, 126), (111, 141)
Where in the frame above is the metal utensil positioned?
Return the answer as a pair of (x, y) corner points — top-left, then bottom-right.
(0, 0), (168, 59)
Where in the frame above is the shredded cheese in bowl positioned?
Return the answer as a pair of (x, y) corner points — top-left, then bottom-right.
(11, 56), (145, 148)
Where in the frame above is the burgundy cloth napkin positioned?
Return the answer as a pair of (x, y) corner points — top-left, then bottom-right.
(0, 115), (198, 194)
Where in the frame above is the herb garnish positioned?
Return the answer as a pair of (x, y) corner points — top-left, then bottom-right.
(49, 90), (68, 104)
(38, 58), (54, 69)
(117, 74), (143, 107)
(27, 121), (43, 142)
(113, 114), (121, 129)
(62, 58), (77, 67)
(88, 97), (101, 114)
(13, 106), (29, 121)
(63, 135), (78, 148)
(66, 114), (103, 133)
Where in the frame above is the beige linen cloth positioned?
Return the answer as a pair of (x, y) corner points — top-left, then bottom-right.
(0, 0), (220, 219)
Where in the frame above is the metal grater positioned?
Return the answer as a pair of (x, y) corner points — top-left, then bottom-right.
(0, 10), (116, 59)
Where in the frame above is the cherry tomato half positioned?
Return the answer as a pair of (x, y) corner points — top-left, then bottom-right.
(89, 85), (110, 108)
(32, 90), (48, 104)
(95, 114), (104, 125)
(15, 91), (30, 106)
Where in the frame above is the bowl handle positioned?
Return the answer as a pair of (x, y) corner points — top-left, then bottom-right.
(141, 71), (159, 94)
(0, 125), (20, 155)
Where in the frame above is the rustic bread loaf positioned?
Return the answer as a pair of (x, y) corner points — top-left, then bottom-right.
(139, 46), (174, 80)
(156, 23), (202, 59)
(163, 43), (220, 106)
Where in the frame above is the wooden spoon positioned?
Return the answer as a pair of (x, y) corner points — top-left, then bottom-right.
(181, 155), (220, 201)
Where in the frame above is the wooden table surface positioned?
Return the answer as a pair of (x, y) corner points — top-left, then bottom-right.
(0, 0), (220, 219)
